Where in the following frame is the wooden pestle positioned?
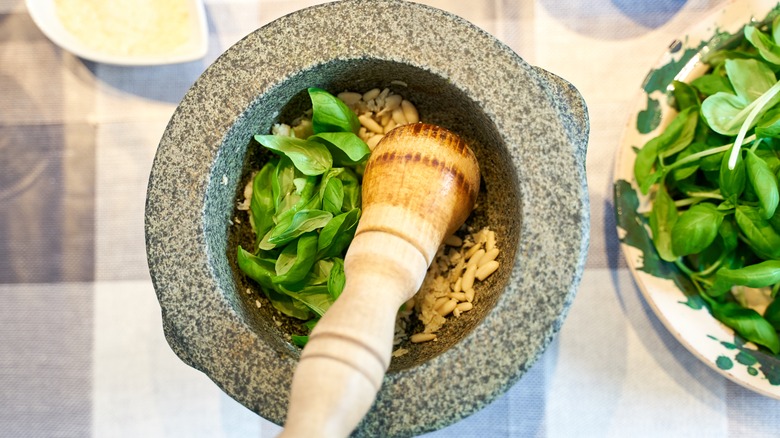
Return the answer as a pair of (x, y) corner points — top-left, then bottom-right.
(280, 123), (480, 438)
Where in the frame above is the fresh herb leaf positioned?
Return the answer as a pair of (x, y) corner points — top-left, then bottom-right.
(327, 258), (346, 300)
(746, 149), (780, 219)
(309, 87), (360, 134)
(649, 183), (678, 262)
(671, 203), (723, 256)
(255, 135), (332, 176)
(310, 132), (371, 165)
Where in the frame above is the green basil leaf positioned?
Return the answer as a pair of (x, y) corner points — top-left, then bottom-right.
(310, 132), (371, 166)
(705, 296), (780, 354)
(672, 80), (700, 110)
(691, 73), (734, 96)
(671, 142), (708, 181)
(250, 162), (276, 241)
(291, 335), (309, 347)
(338, 168), (361, 211)
(764, 297), (780, 330)
(269, 209), (333, 246)
(746, 23), (780, 65)
(746, 149), (780, 219)
(635, 107), (698, 194)
(273, 157), (296, 211)
(719, 146), (745, 201)
(715, 260), (780, 288)
(255, 134), (332, 176)
(317, 208), (361, 257)
(649, 184), (678, 262)
(671, 203), (723, 256)
(274, 233), (319, 285)
(309, 87), (360, 134)
(327, 258), (346, 300)
(735, 205), (780, 259)
(237, 246), (312, 319)
(719, 217), (739, 252)
(756, 106), (780, 138)
(702, 58), (780, 135)
(281, 284), (334, 317)
(275, 176), (320, 225)
(322, 177), (344, 215)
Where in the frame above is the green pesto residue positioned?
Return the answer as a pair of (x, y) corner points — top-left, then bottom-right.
(637, 96), (662, 134)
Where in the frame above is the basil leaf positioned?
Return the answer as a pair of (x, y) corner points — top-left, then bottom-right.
(671, 203), (723, 257)
(701, 58), (780, 135)
(691, 73), (734, 96)
(275, 175), (320, 225)
(715, 260), (780, 288)
(745, 21), (780, 65)
(337, 168), (361, 211)
(322, 177), (344, 215)
(764, 297), (780, 330)
(269, 209), (333, 246)
(735, 205), (780, 259)
(756, 106), (780, 138)
(255, 134), (332, 176)
(310, 132), (371, 166)
(649, 184), (678, 262)
(746, 150), (780, 219)
(671, 142), (707, 181)
(327, 258), (346, 300)
(719, 146), (745, 201)
(672, 80), (700, 110)
(274, 233), (319, 285)
(250, 162), (277, 241)
(291, 335), (309, 347)
(704, 295), (780, 354)
(237, 246), (312, 319)
(282, 284), (334, 317)
(273, 157), (297, 211)
(317, 208), (360, 257)
(634, 107), (698, 194)
(309, 87), (360, 134)
(719, 217), (739, 252)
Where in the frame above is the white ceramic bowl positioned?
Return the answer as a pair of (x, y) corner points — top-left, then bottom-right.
(26, 0), (208, 65)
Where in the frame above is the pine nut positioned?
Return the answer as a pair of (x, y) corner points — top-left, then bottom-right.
(486, 230), (496, 251)
(367, 134), (383, 149)
(478, 248), (499, 268)
(362, 88), (381, 101)
(452, 277), (462, 293)
(359, 114), (384, 134)
(384, 94), (402, 111)
(475, 260), (499, 281)
(464, 242), (483, 259)
(444, 234), (463, 247)
(465, 287), (475, 303)
(411, 333), (436, 343)
(437, 299), (458, 316)
(383, 119), (397, 134)
(456, 302), (473, 312)
(358, 127), (369, 140)
(467, 249), (486, 267)
(462, 264), (477, 291)
(380, 111), (392, 127)
(392, 107), (408, 125)
(401, 100), (419, 124)
(337, 91), (362, 106)
(434, 296), (449, 311)
(448, 292), (467, 302)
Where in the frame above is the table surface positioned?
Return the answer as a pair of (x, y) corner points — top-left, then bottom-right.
(3, 0), (780, 436)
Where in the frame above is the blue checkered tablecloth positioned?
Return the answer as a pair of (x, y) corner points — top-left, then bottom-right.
(3, 0), (780, 436)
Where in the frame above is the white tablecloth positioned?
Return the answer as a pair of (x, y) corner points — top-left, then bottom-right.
(2, 0), (779, 436)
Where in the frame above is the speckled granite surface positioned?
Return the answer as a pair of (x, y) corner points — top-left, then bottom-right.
(145, 0), (589, 436)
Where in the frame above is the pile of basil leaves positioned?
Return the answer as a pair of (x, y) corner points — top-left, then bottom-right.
(634, 16), (780, 354)
(237, 88), (371, 347)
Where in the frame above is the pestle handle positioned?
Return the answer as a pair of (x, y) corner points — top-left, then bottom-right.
(280, 124), (480, 438)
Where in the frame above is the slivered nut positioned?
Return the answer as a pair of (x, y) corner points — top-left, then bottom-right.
(478, 248), (499, 268)
(475, 260), (499, 281)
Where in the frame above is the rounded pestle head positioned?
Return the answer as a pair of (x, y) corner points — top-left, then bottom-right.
(357, 123), (481, 265)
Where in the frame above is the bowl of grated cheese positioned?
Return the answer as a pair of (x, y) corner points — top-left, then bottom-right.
(26, 0), (208, 65)
(145, 0), (590, 435)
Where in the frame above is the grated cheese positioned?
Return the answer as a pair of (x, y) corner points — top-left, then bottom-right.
(55, 0), (193, 56)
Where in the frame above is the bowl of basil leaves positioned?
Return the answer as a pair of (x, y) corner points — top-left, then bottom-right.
(615, 0), (780, 399)
(145, 0), (590, 435)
